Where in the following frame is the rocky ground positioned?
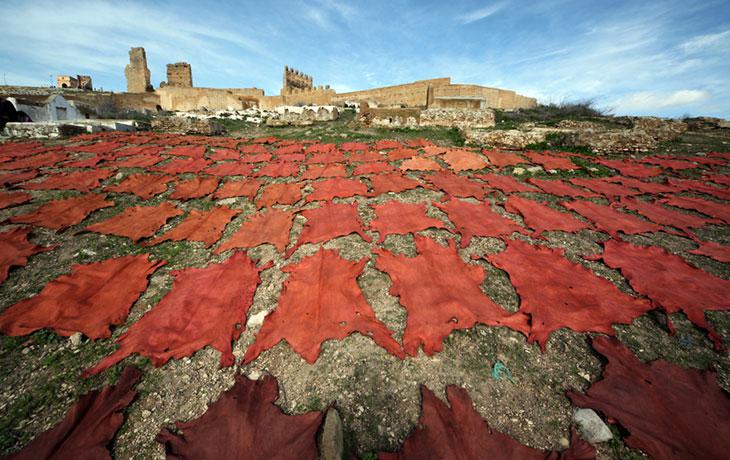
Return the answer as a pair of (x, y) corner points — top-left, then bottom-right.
(0, 119), (728, 459)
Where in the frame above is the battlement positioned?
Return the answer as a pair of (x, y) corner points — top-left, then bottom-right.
(282, 66), (313, 94)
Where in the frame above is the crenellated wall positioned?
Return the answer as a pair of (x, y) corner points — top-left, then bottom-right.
(282, 66), (313, 94)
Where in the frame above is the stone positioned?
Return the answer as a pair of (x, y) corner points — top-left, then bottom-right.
(320, 408), (344, 460)
(151, 116), (222, 135)
(419, 108), (496, 129)
(141, 409), (152, 418)
(559, 437), (570, 449)
(69, 332), (82, 348)
(512, 167), (526, 175)
(527, 166), (543, 174)
(247, 310), (268, 329)
(573, 408), (613, 443)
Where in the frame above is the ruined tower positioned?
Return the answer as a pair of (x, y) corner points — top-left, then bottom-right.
(125, 47), (152, 93)
(165, 62), (193, 87)
(281, 66), (313, 95)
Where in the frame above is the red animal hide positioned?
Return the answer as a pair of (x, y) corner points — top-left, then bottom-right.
(433, 199), (525, 247)
(306, 178), (368, 202)
(482, 150), (527, 168)
(618, 197), (716, 236)
(352, 162), (395, 175)
(208, 148), (240, 161)
(596, 159), (663, 178)
(85, 252), (265, 375)
(0, 191), (31, 210)
(369, 201), (447, 243)
(523, 151), (578, 170)
(639, 156), (699, 170)
(256, 182), (302, 208)
(568, 336), (730, 459)
(659, 195), (730, 223)
(289, 202), (370, 256)
(165, 145), (207, 158)
(0, 151), (68, 170)
(240, 152), (272, 163)
(400, 157), (442, 171)
(486, 239), (652, 350)
(302, 164), (347, 179)
(85, 202), (183, 241)
(215, 209), (294, 253)
(375, 140), (402, 150)
(598, 240), (730, 349)
(503, 196), (592, 236)
(375, 236), (528, 356)
(688, 241), (730, 263)
(568, 178), (641, 198)
(9, 194), (114, 230)
(147, 206), (240, 247)
(0, 227), (49, 284)
(22, 170), (112, 192)
(441, 149), (488, 171)
(474, 173), (536, 193)
(340, 141), (369, 152)
(426, 172), (486, 200)
(527, 179), (601, 198)
(0, 255), (164, 339)
(349, 150), (384, 162)
(157, 374), (323, 459)
(386, 148), (418, 161)
(561, 200), (663, 237)
(667, 178), (730, 200)
(152, 157), (210, 174)
(0, 170), (39, 187)
(370, 173), (423, 196)
(204, 162), (253, 177)
(604, 176), (675, 194)
(4, 366), (141, 460)
(241, 144), (269, 154)
(112, 154), (163, 168)
(380, 385), (595, 460)
(244, 248), (403, 363)
(169, 176), (220, 200)
(212, 179), (261, 200)
(254, 162), (300, 178)
(105, 173), (173, 199)
(308, 150), (345, 164)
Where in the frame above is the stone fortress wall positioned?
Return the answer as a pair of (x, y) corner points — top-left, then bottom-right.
(1, 47), (538, 115)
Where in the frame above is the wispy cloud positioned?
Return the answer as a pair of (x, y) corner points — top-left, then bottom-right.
(680, 30), (730, 53)
(457, 2), (507, 24)
(613, 90), (711, 112)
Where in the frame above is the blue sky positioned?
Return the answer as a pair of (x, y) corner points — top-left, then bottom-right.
(1, 0), (729, 117)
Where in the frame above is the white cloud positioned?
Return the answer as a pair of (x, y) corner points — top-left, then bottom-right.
(613, 90), (711, 111)
(680, 30), (730, 53)
(457, 2), (507, 24)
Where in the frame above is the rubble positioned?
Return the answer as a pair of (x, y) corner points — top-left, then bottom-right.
(151, 116), (222, 135)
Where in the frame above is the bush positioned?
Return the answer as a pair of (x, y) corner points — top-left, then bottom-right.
(495, 100), (610, 128)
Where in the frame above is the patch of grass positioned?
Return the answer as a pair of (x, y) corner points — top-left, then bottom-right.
(525, 133), (595, 155)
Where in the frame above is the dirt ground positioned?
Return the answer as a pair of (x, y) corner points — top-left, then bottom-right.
(0, 125), (728, 459)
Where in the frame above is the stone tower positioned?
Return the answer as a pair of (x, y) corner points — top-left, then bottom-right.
(281, 66), (313, 95)
(165, 62), (193, 87)
(125, 47), (152, 93)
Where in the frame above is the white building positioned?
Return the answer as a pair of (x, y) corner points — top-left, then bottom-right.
(7, 94), (82, 122)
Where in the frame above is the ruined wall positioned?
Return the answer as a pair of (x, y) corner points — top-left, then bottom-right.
(333, 78), (451, 108)
(125, 47), (152, 93)
(111, 92), (161, 112)
(56, 76), (78, 89)
(281, 66), (313, 94)
(165, 63), (193, 88)
(155, 86), (264, 111)
(77, 76), (93, 90)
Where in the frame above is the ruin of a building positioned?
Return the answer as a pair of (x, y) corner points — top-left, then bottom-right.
(124, 47), (152, 93)
(163, 62), (193, 88)
(56, 75), (93, 90)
